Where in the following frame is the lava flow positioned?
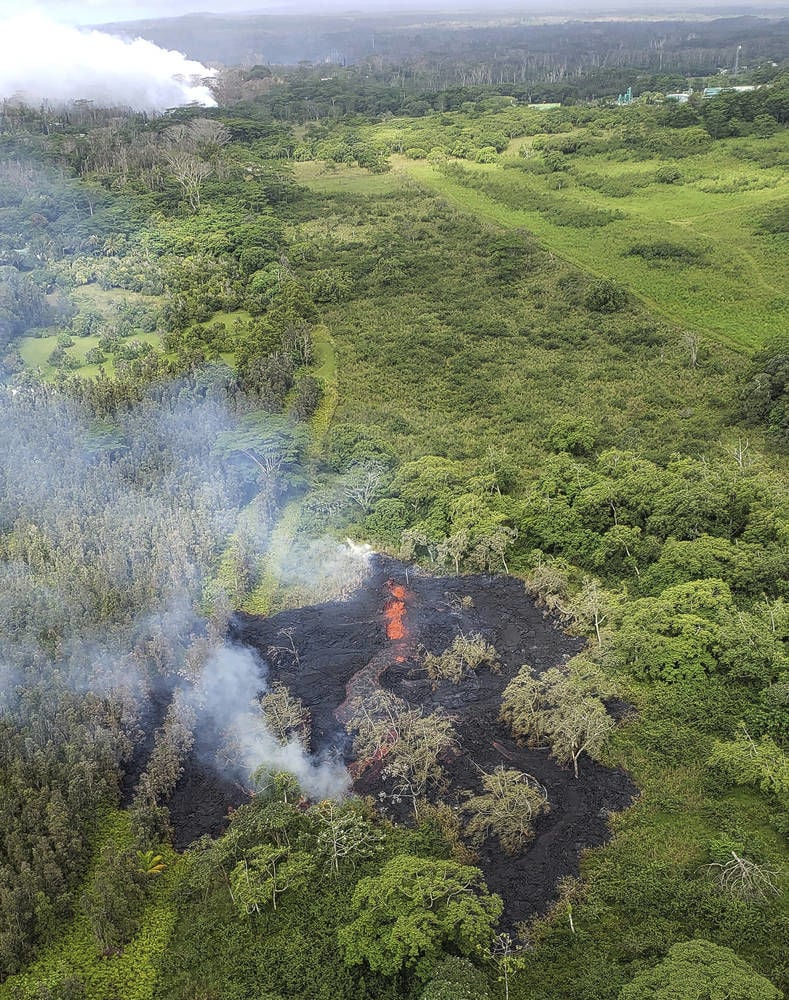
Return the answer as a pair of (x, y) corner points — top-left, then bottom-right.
(334, 579), (413, 728)
(180, 557), (636, 926)
(384, 580), (411, 660)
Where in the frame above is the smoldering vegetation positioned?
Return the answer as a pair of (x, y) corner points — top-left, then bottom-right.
(0, 381), (354, 972)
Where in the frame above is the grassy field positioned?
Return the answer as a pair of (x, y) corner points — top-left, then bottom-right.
(18, 287), (246, 378)
(285, 160), (750, 476)
(386, 130), (788, 353)
(293, 160), (402, 196)
(70, 284), (160, 316)
(18, 331), (163, 379)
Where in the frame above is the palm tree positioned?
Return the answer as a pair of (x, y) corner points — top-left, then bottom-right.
(137, 850), (167, 877)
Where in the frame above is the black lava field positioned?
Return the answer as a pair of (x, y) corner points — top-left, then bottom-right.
(164, 556), (636, 924)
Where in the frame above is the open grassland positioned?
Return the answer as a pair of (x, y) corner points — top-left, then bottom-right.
(383, 128), (788, 353)
(293, 160), (402, 196)
(70, 284), (161, 316)
(289, 171), (747, 469)
(18, 331), (162, 379)
(19, 288), (246, 378)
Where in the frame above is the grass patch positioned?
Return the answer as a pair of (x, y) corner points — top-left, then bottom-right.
(70, 284), (162, 316)
(293, 160), (401, 195)
(382, 129), (788, 353)
(18, 332), (162, 379)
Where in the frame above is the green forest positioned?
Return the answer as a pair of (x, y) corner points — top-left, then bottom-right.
(0, 14), (787, 1000)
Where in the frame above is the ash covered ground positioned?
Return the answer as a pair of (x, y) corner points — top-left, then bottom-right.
(165, 555), (635, 924)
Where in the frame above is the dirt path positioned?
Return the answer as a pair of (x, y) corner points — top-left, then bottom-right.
(238, 323), (339, 616)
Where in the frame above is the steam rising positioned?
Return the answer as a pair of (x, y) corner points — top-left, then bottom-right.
(195, 646), (350, 800)
(0, 13), (216, 110)
(0, 382), (354, 806)
(271, 537), (374, 605)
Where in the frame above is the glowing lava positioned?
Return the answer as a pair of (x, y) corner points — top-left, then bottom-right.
(384, 581), (409, 642)
(384, 582), (410, 661)
(335, 577), (414, 746)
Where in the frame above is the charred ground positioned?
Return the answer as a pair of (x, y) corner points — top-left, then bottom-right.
(166, 556), (635, 924)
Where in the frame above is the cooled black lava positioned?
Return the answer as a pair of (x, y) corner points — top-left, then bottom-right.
(164, 555), (636, 925)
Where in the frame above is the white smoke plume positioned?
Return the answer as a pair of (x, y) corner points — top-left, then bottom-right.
(194, 645), (350, 801)
(0, 381), (352, 808)
(270, 537), (374, 605)
(0, 12), (216, 110)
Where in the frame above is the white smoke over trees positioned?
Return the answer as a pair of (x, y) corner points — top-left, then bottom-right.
(196, 645), (350, 801)
(0, 382), (356, 789)
(0, 12), (216, 111)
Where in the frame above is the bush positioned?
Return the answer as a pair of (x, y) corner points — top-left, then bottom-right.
(546, 416), (598, 456)
(545, 203), (624, 228)
(291, 375), (323, 420)
(584, 279), (629, 313)
(626, 241), (707, 266)
(754, 200), (789, 235)
(655, 165), (683, 184)
(422, 633), (500, 685)
(83, 347), (106, 365)
(462, 766), (549, 854)
(618, 939), (781, 999)
(475, 147), (498, 163)
(47, 345), (79, 370)
(420, 956), (490, 999)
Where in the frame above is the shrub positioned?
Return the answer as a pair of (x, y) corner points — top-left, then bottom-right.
(422, 633), (500, 685)
(546, 416), (598, 456)
(420, 956), (491, 999)
(462, 766), (549, 853)
(618, 939), (781, 1000)
(584, 279), (629, 313)
(83, 347), (106, 365)
(545, 203), (624, 228)
(655, 164), (683, 184)
(754, 200), (789, 235)
(475, 147), (498, 163)
(290, 375), (323, 420)
(625, 241), (707, 266)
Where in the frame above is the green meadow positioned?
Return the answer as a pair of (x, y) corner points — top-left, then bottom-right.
(307, 111), (787, 354)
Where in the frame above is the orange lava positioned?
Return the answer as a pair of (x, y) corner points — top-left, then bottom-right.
(384, 580), (410, 642)
(384, 600), (406, 640)
(351, 727), (399, 778)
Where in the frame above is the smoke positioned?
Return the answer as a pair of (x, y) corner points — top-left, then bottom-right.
(0, 382), (354, 805)
(193, 645), (350, 800)
(271, 537), (374, 605)
(0, 12), (216, 110)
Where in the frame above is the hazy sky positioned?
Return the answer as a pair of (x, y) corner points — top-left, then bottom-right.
(1, 0), (786, 23)
(0, 1), (259, 23)
(1, 0), (786, 27)
(1, 1), (403, 23)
